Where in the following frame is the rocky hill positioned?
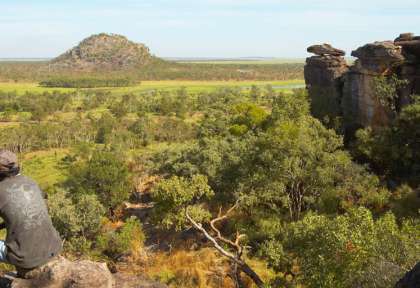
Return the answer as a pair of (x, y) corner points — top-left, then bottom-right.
(50, 33), (158, 70)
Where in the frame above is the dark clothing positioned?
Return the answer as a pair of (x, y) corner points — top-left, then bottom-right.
(0, 175), (62, 269)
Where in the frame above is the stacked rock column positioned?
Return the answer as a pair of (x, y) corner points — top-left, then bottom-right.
(304, 44), (348, 125)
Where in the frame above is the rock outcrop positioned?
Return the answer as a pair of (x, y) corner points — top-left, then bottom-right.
(342, 41), (404, 130)
(304, 44), (348, 121)
(0, 257), (167, 288)
(395, 262), (420, 288)
(307, 44), (346, 56)
(305, 33), (420, 133)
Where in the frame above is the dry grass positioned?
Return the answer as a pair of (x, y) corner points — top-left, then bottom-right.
(116, 247), (280, 288)
(144, 248), (233, 288)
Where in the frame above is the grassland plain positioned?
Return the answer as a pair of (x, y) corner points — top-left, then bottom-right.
(21, 149), (69, 190)
(0, 80), (304, 95)
(174, 58), (306, 65)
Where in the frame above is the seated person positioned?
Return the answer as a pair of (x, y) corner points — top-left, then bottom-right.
(0, 150), (62, 276)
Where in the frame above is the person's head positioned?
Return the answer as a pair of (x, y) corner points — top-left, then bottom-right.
(0, 150), (19, 179)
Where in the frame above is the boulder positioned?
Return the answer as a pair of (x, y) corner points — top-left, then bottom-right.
(307, 43), (345, 56)
(395, 33), (414, 42)
(395, 32), (420, 59)
(0, 257), (167, 288)
(395, 262), (420, 288)
(351, 41), (404, 73)
(7, 257), (114, 288)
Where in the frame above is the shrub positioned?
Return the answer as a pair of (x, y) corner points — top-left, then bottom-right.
(48, 189), (106, 255)
(97, 217), (144, 259)
(266, 208), (420, 288)
(67, 149), (132, 209)
(151, 174), (214, 230)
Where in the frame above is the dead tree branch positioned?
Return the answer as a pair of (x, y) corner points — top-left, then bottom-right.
(185, 205), (265, 288)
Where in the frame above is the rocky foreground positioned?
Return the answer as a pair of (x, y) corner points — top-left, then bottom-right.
(0, 257), (166, 288)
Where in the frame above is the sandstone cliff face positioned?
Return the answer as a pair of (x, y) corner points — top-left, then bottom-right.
(342, 41), (404, 130)
(304, 45), (348, 121)
(305, 33), (420, 132)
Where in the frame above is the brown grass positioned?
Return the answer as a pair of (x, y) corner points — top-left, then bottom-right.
(116, 247), (280, 288)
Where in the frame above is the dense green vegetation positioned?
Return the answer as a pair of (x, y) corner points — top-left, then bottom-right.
(0, 61), (303, 83)
(40, 76), (137, 88)
(0, 76), (417, 287)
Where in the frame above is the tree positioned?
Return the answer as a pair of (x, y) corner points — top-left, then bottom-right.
(229, 102), (268, 136)
(265, 208), (420, 288)
(152, 174), (213, 230)
(48, 188), (105, 252)
(249, 85), (260, 102)
(355, 99), (420, 185)
(152, 175), (265, 287)
(373, 74), (408, 113)
(95, 112), (117, 144)
(67, 149), (132, 211)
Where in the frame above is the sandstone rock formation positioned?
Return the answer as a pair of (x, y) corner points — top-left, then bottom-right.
(304, 44), (348, 121)
(342, 41), (404, 130)
(0, 257), (167, 288)
(305, 33), (420, 133)
(307, 44), (345, 56)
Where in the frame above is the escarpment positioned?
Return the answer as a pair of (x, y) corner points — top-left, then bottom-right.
(305, 33), (420, 134)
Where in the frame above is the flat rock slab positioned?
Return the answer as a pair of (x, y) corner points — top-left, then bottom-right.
(351, 41), (404, 64)
(307, 43), (345, 56)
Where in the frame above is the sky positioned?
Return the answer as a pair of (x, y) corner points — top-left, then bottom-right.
(1, 0), (420, 58)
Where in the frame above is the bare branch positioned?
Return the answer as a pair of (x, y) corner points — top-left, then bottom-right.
(185, 209), (237, 262)
(209, 200), (244, 251)
(185, 207), (265, 288)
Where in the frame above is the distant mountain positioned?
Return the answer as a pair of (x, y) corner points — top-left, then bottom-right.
(50, 33), (159, 70)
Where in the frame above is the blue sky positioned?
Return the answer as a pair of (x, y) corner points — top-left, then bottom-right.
(1, 0), (419, 58)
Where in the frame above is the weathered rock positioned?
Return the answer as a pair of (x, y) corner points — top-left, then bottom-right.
(8, 257), (114, 288)
(304, 51), (348, 122)
(305, 34), (420, 132)
(395, 33), (414, 42)
(351, 41), (404, 73)
(395, 38), (420, 59)
(307, 43), (345, 56)
(342, 41), (409, 129)
(395, 262), (420, 288)
(0, 257), (167, 288)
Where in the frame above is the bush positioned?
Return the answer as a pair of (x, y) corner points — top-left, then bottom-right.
(97, 217), (144, 259)
(47, 188), (80, 239)
(267, 208), (420, 288)
(48, 189), (106, 254)
(151, 175), (214, 230)
(354, 100), (420, 185)
(67, 149), (132, 209)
